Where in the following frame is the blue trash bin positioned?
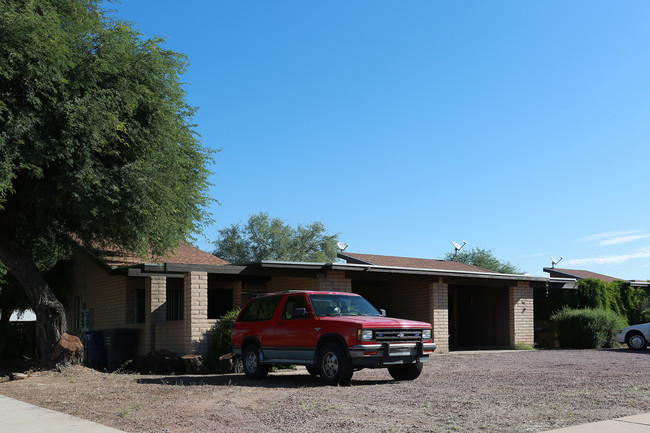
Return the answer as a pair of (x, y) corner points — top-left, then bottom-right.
(103, 328), (139, 371)
(85, 330), (107, 370)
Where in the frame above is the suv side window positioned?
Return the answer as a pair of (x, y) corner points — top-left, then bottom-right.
(239, 296), (282, 321)
(282, 295), (309, 320)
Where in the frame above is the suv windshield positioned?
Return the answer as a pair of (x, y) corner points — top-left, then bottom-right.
(309, 294), (381, 317)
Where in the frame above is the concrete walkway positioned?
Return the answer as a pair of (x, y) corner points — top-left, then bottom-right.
(1, 392), (649, 432)
(542, 413), (650, 432)
(0, 394), (124, 432)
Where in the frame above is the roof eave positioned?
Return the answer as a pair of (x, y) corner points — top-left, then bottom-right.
(256, 261), (548, 282)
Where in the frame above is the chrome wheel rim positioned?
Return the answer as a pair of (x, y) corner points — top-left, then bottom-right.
(245, 351), (258, 372)
(630, 335), (645, 349)
(322, 351), (339, 378)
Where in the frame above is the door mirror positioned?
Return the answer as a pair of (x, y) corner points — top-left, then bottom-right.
(380, 309), (386, 317)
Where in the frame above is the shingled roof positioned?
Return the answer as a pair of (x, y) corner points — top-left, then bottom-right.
(79, 241), (229, 269)
(338, 252), (495, 273)
(543, 267), (621, 283)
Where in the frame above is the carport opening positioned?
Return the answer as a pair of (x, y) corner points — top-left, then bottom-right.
(449, 286), (510, 350)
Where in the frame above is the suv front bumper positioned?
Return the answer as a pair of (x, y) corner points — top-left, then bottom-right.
(349, 341), (437, 366)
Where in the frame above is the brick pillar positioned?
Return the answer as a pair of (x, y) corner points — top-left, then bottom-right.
(145, 275), (166, 353)
(317, 270), (351, 292)
(430, 280), (449, 354)
(232, 281), (242, 310)
(184, 271), (209, 354)
(509, 281), (534, 347)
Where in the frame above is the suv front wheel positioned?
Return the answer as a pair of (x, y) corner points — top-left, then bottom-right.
(243, 343), (269, 379)
(318, 342), (353, 386)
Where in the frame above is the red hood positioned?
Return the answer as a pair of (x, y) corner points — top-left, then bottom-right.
(318, 315), (431, 328)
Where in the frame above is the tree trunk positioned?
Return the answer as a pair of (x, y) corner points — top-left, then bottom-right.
(0, 233), (67, 367)
(182, 354), (206, 374)
(0, 309), (9, 325)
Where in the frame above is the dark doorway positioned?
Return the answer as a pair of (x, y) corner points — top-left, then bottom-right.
(450, 286), (509, 349)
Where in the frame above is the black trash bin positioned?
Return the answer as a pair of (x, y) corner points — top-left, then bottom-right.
(85, 330), (107, 370)
(103, 328), (139, 371)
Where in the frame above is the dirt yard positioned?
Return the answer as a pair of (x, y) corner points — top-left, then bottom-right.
(1, 348), (649, 433)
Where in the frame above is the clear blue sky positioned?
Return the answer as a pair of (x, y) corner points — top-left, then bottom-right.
(107, 1), (650, 280)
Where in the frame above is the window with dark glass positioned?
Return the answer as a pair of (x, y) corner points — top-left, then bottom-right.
(208, 289), (233, 319)
(282, 295), (309, 319)
(239, 296), (281, 322)
(167, 286), (184, 321)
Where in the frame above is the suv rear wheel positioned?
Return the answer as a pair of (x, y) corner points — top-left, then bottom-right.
(243, 343), (269, 379)
(318, 342), (353, 386)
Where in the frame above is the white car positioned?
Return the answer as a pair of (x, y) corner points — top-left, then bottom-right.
(617, 322), (650, 350)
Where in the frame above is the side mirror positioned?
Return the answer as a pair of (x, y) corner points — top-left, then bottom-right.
(380, 309), (386, 317)
(292, 307), (310, 319)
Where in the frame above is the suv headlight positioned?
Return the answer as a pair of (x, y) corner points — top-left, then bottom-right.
(422, 329), (432, 339)
(358, 329), (374, 341)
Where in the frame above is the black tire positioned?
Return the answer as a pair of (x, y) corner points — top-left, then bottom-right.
(318, 342), (353, 386)
(388, 362), (423, 381)
(626, 332), (648, 350)
(306, 366), (319, 376)
(242, 343), (269, 379)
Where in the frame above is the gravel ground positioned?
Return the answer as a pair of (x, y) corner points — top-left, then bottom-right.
(1, 348), (649, 433)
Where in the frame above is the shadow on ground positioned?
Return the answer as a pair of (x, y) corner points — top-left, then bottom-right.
(135, 372), (394, 388)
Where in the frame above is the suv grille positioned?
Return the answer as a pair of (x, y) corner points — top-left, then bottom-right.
(374, 329), (423, 342)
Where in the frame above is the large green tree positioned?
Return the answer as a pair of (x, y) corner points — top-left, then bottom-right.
(213, 213), (339, 263)
(444, 247), (523, 274)
(0, 0), (213, 364)
(0, 264), (30, 325)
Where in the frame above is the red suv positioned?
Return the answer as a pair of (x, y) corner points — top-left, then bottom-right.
(231, 290), (436, 385)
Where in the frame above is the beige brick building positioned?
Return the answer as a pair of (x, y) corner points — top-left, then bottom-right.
(63, 245), (557, 365)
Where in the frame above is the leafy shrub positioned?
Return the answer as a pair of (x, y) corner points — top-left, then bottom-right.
(212, 308), (241, 358)
(513, 341), (535, 351)
(536, 278), (649, 325)
(640, 307), (650, 323)
(550, 307), (627, 349)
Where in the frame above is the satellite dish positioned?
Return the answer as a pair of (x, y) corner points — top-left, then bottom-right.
(451, 240), (467, 260)
(336, 242), (349, 252)
(550, 256), (563, 268)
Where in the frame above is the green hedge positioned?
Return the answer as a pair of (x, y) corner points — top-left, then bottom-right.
(550, 307), (627, 349)
(641, 307), (650, 323)
(212, 308), (241, 358)
(536, 278), (649, 325)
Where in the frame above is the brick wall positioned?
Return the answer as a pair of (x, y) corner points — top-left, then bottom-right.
(267, 271), (351, 293)
(509, 281), (534, 346)
(67, 251), (128, 331)
(431, 281), (449, 354)
(144, 275), (166, 353)
(184, 271), (211, 355)
(155, 321), (185, 355)
(232, 282), (242, 310)
(355, 280), (430, 322)
(318, 270), (351, 292)
(267, 276), (319, 291)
